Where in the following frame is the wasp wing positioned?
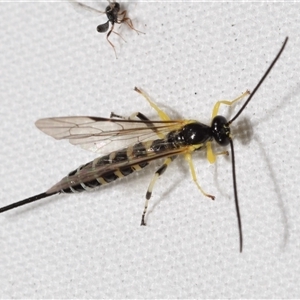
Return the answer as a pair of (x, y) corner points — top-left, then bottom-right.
(35, 116), (187, 154)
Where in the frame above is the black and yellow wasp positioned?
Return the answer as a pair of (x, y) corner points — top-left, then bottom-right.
(0, 37), (288, 252)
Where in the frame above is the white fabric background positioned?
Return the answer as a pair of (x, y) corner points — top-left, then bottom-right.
(0, 1), (299, 298)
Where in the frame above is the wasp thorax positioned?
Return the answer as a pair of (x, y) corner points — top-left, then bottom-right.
(211, 115), (230, 146)
(180, 122), (212, 145)
(106, 2), (120, 16)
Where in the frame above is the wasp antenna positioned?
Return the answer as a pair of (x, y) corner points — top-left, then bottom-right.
(229, 139), (243, 252)
(0, 192), (57, 213)
(228, 37), (288, 125)
(226, 37), (288, 252)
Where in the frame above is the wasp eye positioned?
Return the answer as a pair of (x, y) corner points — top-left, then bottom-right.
(211, 115), (230, 146)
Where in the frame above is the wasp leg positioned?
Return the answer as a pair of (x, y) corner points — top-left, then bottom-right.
(129, 112), (149, 121)
(141, 156), (177, 225)
(216, 150), (229, 156)
(110, 111), (160, 136)
(184, 152), (215, 200)
(110, 111), (149, 121)
(110, 112), (124, 119)
(134, 87), (171, 121)
(211, 90), (250, 119)
(206, 143), (229, 164)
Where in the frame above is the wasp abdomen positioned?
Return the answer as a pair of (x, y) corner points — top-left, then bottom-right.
(61, 142), (151, 194)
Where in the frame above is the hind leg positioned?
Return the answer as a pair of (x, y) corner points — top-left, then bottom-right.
(141, 156), (177, 225)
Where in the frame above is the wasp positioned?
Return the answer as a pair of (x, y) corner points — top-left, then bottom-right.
(0, 37), (288, 252)
(71, 0), (144, 57)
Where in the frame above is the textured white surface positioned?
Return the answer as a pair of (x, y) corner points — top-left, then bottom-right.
(0, 1), (299, 298)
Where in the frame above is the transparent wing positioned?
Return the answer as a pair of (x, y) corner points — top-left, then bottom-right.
(68, 0), (105, 15)
(35, 116), (187, 154)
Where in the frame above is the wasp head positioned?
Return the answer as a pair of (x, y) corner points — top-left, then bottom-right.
(211, 115), (231, 146)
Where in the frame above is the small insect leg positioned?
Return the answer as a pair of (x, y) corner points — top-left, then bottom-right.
(211, 90), (250, 119)
(141, 156), (176, 225)
(117, 10), (145, 34)
(111, 30), (126, 42)
(123, 17), (144, 34)
(117, 11), (130, 26)
(106, 23), (118, 58)
(106, 24), (126, 59)
(184, 152), (215, 200)
(134, 87), (171, 121)
(117, 10), (127, 23)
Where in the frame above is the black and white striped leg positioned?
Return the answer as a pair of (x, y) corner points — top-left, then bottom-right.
(110, 111), (150, 121)
(134, 87), (171, 121)
(110, 111), (160, 134)
(141, 156), (177, 225)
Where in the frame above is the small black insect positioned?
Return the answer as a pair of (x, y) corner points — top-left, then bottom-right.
(72, 0), (144, 57)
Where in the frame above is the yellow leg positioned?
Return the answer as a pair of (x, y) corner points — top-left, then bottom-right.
(134, 87), (171, 121)
(206, 141), (215, 164)
(184, 152), (215, 200)
(216, 150), (229, 156)
(211, 90), (250, 119)
(141, 156), (175, 225)
(206, 141), (229, 164)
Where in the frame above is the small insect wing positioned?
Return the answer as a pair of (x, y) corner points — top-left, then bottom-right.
(68, 0), (105, 15)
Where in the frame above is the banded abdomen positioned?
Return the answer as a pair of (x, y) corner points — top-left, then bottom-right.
(45, 137), (181, 195)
